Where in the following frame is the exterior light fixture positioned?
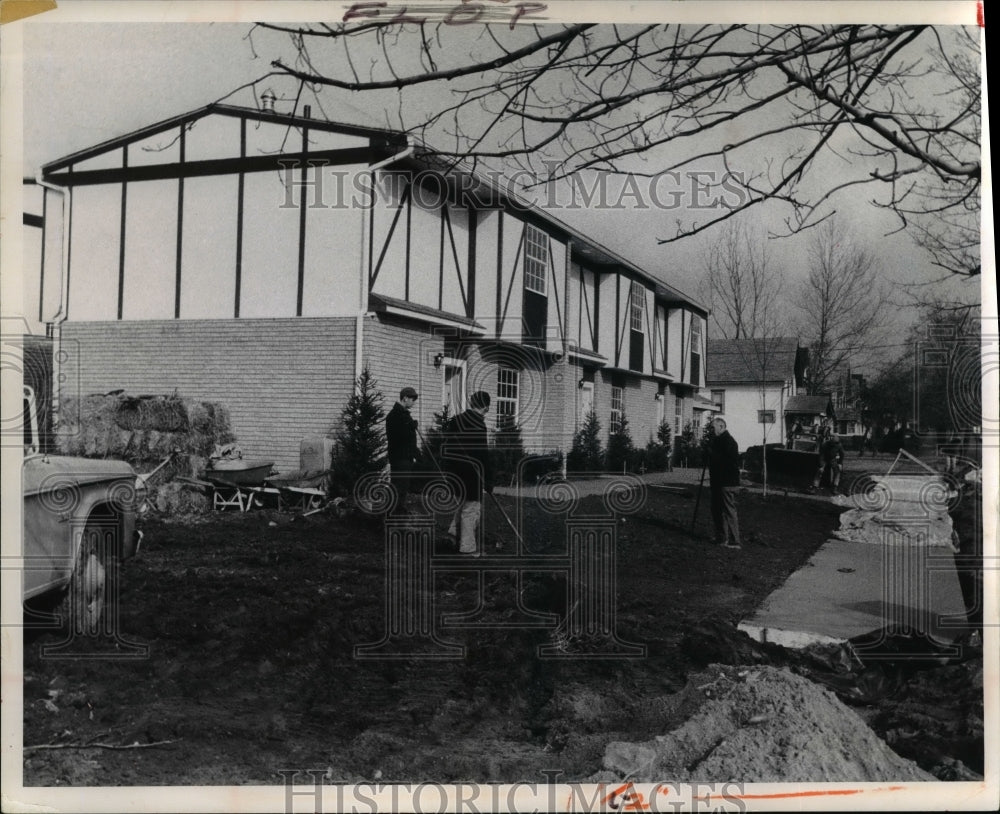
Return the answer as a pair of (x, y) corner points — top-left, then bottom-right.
(433, 353), (445, 368)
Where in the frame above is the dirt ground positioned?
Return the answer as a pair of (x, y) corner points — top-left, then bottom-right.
(21, 481), (983, 786)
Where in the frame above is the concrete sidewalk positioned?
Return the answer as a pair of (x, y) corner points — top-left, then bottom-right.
(738, 537), (968, 648)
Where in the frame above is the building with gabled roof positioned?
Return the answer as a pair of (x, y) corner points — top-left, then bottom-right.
(24, 100), (711, 472)
(705, 337), (808, 450)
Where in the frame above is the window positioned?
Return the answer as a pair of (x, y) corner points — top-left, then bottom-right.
(674, 393), (683, 435)
(496, 366), (519, 429)
(689, 317), (702, 384)
(711, 389), (726, 414)
(628, 280), (645, 371)
(610, 385), (624, 434)
(758, 410), (776, 424)
(629, 281), (644, 331)
(523, 224), (548, 295)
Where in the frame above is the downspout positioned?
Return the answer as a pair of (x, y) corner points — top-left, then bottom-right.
(36, 172), (71, 439)
(355, 137), (414, 386)
(562, 240), (572, 479)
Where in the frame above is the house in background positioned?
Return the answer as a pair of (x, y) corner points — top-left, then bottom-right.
(24, 99), (708, 472)
(831, 368), (869, 443)
(783, 393), (837, 439)
(705, 337), (807, 451)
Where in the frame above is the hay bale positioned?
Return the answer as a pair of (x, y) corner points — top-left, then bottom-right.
(114, 395), (189, 433)
(57, 393), (235, 472)
(154, 481), (210, 517)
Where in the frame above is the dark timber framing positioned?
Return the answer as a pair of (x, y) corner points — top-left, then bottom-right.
(443, 206), (467, 315)
(296, 122), (309, 317)
(37, 191), (46, 323)
(466, 209), (477, 321)
(65, 166), (73, 320)
(495, 211), (503, 338)
(117, 145), (128, 320)
(174, 126), (185, 319)
(369, 184), (410, 289)
(235, 118), (246, 318)
(404, 179), (412, 301)
(43, 147), (378, 187)
(438, 205), (446, 311)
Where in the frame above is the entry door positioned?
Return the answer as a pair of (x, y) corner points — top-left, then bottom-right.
(443, 360), (466, 414)
(578, 381), (594, 427)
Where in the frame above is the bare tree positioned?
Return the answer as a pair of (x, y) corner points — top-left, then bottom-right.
(700, 220), (785, 340)
(796, 220), (887, 394)
(253, 21), (981, 277)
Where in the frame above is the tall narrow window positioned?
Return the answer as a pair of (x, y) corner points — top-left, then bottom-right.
(628, 280), (644, 371)
(689, 316), (702, 385)
(610, 385), (624, 434)
(674, 392), (683, 435)
(629, 281), (643, 330)
(522, 224), (549, 345)
(523, 224), (548, 295)
(496, 366), (519, 429)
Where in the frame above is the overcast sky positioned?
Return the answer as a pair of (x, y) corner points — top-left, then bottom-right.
(15, 4), (986, 364)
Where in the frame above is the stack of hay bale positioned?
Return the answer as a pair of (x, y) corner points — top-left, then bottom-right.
(56, 393), (236, 516)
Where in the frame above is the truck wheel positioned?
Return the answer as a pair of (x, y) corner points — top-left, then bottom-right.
(56, 523), (113, 635)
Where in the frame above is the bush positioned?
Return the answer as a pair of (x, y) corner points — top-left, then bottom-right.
(329, 367), (387, 495)
(567, 410), (604, 472)
(605, 412), (635, 473)
(673, 420), (708, 468)
(644, 419), (672, 472)
(491, 415), (526, 486)
(522, 449), (565, 483)
(420, 403), (453, 473)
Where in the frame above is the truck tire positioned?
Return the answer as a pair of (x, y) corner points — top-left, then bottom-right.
(54, 519), (116, 636)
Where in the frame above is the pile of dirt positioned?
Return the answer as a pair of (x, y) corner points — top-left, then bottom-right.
(595, 664), (934, 783)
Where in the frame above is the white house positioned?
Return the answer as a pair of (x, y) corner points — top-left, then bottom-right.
(24, 100), (710, 472)
(705, 338), (807, 451)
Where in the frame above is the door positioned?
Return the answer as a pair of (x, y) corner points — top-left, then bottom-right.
(442, 360), (466, 415)
(578, 381), (594, 428)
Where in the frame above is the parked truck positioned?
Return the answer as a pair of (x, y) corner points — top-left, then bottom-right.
(21, 337), (143, 634)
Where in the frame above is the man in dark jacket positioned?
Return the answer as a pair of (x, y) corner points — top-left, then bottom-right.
(812, 425), (845, 494)
(441, 391), (493, 555)
(708, 417), (741, 549)
(386, 386), (419, 514)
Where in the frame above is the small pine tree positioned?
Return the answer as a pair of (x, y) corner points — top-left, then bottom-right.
(567, 409), (604, 472)
(492, 414), (526, 485)
(421, 403), (453, 473)
(606, 411), (635, 473)
(675, 420), (703, 468)
(645, 419), (673, 471)
(330, 367), (387, 494)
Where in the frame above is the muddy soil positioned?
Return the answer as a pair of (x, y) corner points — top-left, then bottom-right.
(22, 486), (983, 786)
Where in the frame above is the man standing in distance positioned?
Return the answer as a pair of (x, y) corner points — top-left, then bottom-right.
(386, 386), (419, 515)
(442, 390), (494, 556)
(708, 416), (742, 549)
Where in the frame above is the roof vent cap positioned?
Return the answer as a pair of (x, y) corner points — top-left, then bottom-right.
(261, 89), (277, 112)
